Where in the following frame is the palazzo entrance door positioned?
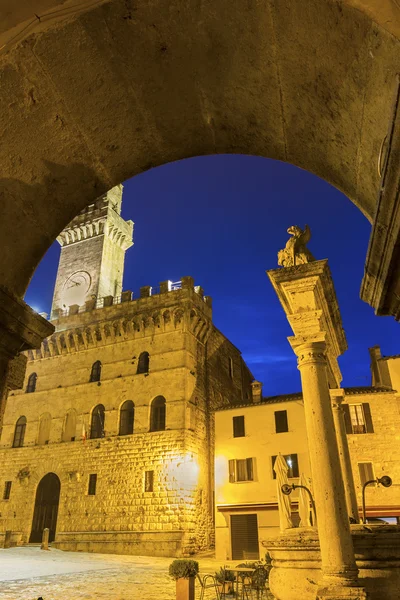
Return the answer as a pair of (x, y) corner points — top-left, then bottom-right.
(29, 473), (61, 543)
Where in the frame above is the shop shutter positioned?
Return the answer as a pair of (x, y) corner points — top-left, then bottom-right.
(231, 514), (259, 560)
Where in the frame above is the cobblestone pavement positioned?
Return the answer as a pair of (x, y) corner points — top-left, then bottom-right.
(1, 547), (271, 600)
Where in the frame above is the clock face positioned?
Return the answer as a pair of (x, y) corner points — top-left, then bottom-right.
(61, 271), (92, 307)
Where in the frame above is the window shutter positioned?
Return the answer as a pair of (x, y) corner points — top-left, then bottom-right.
(362, 403), (374, 433)
(342, 404), (352, 434)
(229, 459), (236, 483)
(233, 416), (245, 437)
(291, 454), (299, 477)
(271, 455), (277, 480)
(358, 462), (374, 486)
(275, 410), (288, 433)
(246, 458), (254, 481)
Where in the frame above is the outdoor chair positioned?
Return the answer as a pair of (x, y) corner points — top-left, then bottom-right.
(196, 573), (221, 600)
(250, 565), (269, 599)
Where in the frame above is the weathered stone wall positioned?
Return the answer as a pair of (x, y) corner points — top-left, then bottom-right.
(344, 390), (400, 511)
(51, 235), (105, 314)
(5, 353), (27, 392)
(0, 428), (209, 556)
(207, 327), (253, 410)
(51, 187), (133, 316)
(0, 285), (252, 555)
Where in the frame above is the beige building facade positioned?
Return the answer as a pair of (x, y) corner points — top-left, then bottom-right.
(0, 187), (253, 556)
(214, 378), (400, 561)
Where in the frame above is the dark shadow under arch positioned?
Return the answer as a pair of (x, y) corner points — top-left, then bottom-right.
(29, 472), (61, 543)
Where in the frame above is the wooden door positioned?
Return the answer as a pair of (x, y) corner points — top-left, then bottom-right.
(29, 473), (60, 543)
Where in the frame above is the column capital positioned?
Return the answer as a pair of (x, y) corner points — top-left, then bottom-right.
(0, 285), (54, 359)
(290, 340), (327, 368)
(329, 388), (345, 407)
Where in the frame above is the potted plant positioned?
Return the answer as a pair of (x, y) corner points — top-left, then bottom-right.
(169, 559), (199, 600)
(215, 567), (235, 595)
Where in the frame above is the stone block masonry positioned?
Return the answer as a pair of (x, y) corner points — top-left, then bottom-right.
(0, 281), (252, 556)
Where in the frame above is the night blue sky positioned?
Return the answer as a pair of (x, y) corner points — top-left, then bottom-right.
(25, 155), (398, 396)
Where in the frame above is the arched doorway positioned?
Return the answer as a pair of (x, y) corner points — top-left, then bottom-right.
(29, 473), (61, 543)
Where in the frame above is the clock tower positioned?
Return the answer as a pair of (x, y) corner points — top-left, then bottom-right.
(50, 185), (133, 318)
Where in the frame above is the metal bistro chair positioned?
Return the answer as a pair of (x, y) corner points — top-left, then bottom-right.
(250, 565), (270, 599)
(196, 573), (221, 600)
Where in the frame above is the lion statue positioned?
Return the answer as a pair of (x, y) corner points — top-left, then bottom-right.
(277, 225), (315, 267)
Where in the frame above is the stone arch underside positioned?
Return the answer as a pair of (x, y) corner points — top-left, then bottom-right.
(0, 0), (400, 297)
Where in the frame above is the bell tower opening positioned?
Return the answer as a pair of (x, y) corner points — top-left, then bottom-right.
(50, 185), (134, 318)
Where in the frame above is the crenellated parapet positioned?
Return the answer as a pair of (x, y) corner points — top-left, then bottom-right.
(28, 280), (212, 362)
(57, 209), (133, 251)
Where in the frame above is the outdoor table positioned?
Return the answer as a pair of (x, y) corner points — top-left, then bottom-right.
(222, 566), (255, 599)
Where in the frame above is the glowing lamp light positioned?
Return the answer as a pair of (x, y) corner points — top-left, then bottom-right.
(169, 453), (200, 491)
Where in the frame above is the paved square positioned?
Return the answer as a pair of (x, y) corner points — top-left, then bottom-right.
(0, 547), (224, 600)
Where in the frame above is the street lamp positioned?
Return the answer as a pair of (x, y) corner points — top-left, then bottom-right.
(362, 476), (392, 524)
(281, 483), (317, 526)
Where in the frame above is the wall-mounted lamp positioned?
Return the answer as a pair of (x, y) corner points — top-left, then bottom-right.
(281, 483), (317, 526)
(362, 476), (392, 524)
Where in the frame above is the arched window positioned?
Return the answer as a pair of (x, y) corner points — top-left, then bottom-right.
(119, 401), (135, 436)
(38, 413), (51, 445)
(150, 396), (166, 432)
(90, 404), (105, 439)
(90, 360), (102, 382)
(62, 409), (77, 442)
(26, 373), (37, 393)
(137, 352), (149, 374)
(13, 416), (27, 448)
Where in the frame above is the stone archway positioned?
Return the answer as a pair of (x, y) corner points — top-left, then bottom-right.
(0, 0), (399, 300)
(29, 472), (61, 543)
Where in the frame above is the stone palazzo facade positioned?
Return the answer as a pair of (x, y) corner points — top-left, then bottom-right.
(0, 187), (253, 556)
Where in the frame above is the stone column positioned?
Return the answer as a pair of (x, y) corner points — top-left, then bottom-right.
(330, 389), (359, 523)
(293, 341), (362, 596)
(0, 285), (54, 427)
(267, 259), (366, 599)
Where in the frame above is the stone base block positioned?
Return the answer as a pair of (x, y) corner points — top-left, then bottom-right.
(264, 525), (400, 600)
(0, 530), (23, 548)
(52, 530), (185, 557)
(316, 585), (367, 600)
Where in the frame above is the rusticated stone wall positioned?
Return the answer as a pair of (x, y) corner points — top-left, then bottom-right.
(0, 285), (252, 555)
(344, 389), (400, 512)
